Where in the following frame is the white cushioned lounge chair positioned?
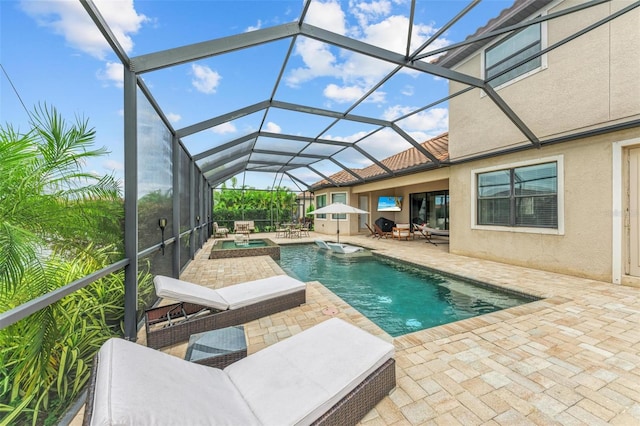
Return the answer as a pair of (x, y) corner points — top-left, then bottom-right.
(326, 242), (364, 254)
(144, 275), (306, 349)
(314, 239), (331, 250)
(413, 224), (449, 246)
(84, 318), (396, 426)
(213, 221), (229, 237)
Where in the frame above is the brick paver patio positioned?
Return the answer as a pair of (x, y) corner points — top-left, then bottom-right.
(72, 232), (640, 425)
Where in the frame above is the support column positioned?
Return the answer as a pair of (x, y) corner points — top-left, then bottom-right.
(172, 134), (180, 277)
(123, 69), (138, 341)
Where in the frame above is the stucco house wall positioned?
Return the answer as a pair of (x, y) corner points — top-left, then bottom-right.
(448, 0), (640, 160)
(450, 129), (638, 282)
(312, 188), (355, 240)
(443, 0), (639, 282)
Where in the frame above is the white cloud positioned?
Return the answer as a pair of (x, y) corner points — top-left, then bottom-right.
(357, 128), (410, 159)
(289, 168), (325, 184)
(366, 91), (387, 104)
(382, 104), (412, 121)
(323, 130), (370, 143)
(358, 0), (392, 16)
(97, 61), (124, 87)
(361, 15), (446, 57)
(384, 106), (448, 132)
(264, 122), (282, 133)
(287, 1), (449, 106)
(319, 108), (448, 168)
(401, 85), (414, 96)
(323, 84), (365, 103)
(191, 64), (222, 94)
(166, 113), (182, 124)
(407, 130), (433, 142)
(92, 0), (148, 52)
(286, 39), (339, 87)
(211, 122), (236, 134)
(246, 20), (262, 32)
(103, 159), (124, 172)
(411, 26), (453, 60)
(322, 83), (386, 104)
(350, 0), (392, 28)
(305, 0), (347, 35)
(20, 0), (148, 60)
(363, 15), (409, 53)
(21, 0), (148, 92)
(285, 0), (350, 87)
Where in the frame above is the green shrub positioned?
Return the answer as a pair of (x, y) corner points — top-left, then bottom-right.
(0, 247), (153, 425)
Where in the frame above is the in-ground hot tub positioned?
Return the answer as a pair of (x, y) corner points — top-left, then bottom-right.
(209, 238), (280, 260)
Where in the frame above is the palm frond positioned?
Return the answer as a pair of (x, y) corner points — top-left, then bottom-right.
(0, 223), (39, 294)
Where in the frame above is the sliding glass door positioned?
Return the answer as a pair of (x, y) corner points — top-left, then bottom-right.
(410, 190), (449, 230)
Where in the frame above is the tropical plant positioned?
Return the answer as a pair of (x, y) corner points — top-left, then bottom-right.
(305, 204), (315, 230)
(212, 186), (298, 228)
(0, 104), (122, 295)
(0, 104), (131, 425)
(0, 249), (154, 426)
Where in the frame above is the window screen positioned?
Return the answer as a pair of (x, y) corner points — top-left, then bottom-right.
(478, 162), (557, 228)
(316, 194), (327, 219)
(485, 22), (541, 87)
(331, 193), (347, 220)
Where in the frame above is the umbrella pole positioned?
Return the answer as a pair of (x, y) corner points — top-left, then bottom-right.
(336, 217), (340, 243)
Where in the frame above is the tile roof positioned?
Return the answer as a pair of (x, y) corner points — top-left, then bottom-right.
(310, 133), (448, 189)
(296, 191), (314, 198)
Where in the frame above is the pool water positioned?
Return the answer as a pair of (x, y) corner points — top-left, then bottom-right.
(277, 244), (535, 337)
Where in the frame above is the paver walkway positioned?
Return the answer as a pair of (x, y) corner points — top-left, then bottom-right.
(72, 232), (640, 425)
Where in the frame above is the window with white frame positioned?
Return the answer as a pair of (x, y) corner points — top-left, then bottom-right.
(315, 194), (327, 219)
(477, 161), (558, 228)
(331, 192), (347, 220)
(485, 21), (542, 87)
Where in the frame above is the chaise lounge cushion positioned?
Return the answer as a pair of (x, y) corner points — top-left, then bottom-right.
(153, 275), (306, 311)
(216, 275), (306, 309)
(314, 239), (331, 250)
(225, 318), (395, 425)
(90, 338), (261, 425)
(153, 275), (229, 310)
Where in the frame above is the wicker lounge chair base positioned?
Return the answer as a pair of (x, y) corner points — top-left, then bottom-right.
(83, 353), (395, 426)
(311, 358), (396, 426)
(144, 289), (305, 349)
(83, 318), (395, 426)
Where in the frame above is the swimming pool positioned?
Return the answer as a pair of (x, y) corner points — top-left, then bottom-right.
(277, 244), (536, 337)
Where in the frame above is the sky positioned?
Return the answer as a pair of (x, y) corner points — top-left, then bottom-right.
(1, 0), (514, 192)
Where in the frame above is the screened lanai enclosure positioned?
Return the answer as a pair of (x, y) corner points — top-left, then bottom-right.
(1, 0), (638, 421)
(3, 0), (637, 345)
(2, 0), (636, 339)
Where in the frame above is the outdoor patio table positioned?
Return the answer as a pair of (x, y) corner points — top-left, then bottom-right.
(184, 325), (247, 369)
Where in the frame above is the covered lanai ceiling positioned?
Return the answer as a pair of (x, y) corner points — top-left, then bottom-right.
(82, 0), (635, 191)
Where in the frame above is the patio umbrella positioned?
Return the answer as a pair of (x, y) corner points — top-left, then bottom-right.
(309, 202), (369, 243)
